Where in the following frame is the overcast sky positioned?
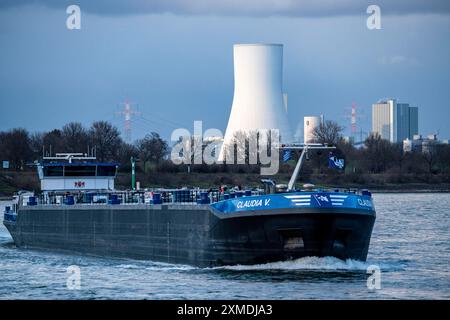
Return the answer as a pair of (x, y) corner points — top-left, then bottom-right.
(0, 0), (449, 142)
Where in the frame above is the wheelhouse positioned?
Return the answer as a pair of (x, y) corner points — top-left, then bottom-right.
(37, 153), (118, 192)
(39, 162), (118, 178)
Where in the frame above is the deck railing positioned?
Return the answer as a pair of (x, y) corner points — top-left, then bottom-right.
(28, 188), (265, 207)
(15, 188), (370, 208)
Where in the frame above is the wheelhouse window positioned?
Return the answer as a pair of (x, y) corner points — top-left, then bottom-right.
(42, 163), (116, 177)
(64, 165), (96, 176)
(97, 165), (117, 177)
(43, 166), (63, 177)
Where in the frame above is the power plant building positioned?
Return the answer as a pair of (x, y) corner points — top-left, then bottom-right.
(372, 99), (419, 143)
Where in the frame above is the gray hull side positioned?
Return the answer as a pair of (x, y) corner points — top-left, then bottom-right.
(4, 205), (375, 267)
(6, 204), (217, 267)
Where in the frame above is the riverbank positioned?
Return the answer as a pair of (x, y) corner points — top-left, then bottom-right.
(1, 171), (450, 196)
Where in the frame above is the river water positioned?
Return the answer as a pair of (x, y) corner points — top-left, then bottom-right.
(0, 193), (449, 299)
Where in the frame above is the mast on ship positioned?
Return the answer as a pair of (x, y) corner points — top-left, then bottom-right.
(279, 143), (336, 192)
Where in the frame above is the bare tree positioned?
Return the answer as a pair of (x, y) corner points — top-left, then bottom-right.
(89, 121), (122, 162)
(118, 142), (138, 169)
(436, 144), (450, 174)
(0, 128), (33, 170)
(29, 132), (45, 157)
(42, 129), (65, 154)
(422, 148), (437, 174)
(312, 120), (344, 145)
(0, 131), (6, 161)
(62, 122), (89, 153)
(363, 133), (397, 173)
(136, 132), (168, 172)
(392, 143), (407, 173)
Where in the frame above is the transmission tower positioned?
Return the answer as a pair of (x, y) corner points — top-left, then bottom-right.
(115, 100), (140, 143)
(342, 102), (367, 144)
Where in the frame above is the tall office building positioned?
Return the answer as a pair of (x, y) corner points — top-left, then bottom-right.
(409, 106), (419, 139)
(372, 99), (418, 143)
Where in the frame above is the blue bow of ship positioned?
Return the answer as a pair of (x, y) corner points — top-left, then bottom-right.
(3, 144), (376, 267)
(211, 190), (374, 214)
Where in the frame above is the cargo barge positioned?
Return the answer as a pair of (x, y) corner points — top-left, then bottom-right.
(3, 147), (376, 267)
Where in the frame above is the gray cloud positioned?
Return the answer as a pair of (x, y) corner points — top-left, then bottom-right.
(1, 0), (450, 16)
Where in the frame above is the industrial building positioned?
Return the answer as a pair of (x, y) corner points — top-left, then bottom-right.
(403, 134), (449, 153)
(372, 99), (418, 143)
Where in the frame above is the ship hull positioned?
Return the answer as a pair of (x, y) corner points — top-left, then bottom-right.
(3, 204), (375, 267)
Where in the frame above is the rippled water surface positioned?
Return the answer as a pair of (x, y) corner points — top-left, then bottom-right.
(0, 193), (449, 299)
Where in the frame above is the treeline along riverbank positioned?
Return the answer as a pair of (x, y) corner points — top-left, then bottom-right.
(1, 170), (449, 197)
(1, 120), (450, 196)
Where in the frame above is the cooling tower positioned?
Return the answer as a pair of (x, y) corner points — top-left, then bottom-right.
(304, 115), (323, 144)
(220, 44), (293, 159)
